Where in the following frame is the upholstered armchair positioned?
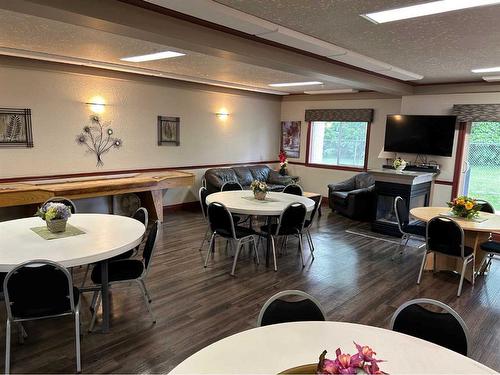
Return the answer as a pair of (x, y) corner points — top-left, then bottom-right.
(328, 173), (375, 221)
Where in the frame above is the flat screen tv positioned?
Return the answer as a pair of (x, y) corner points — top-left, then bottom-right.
(384, 115), (457, 156)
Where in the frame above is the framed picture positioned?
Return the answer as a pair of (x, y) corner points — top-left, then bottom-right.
(0, 108), (33, 148)
(281, 121), (301, 158)
(157, 116), (180, 146)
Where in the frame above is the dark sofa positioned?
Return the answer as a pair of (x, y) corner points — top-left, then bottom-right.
(204, 165), (293, 194)
(328, 172), (375, 221)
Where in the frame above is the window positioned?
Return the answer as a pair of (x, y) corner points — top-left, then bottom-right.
(308, 121), (369, 169)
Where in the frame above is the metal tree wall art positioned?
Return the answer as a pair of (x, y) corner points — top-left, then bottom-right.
(76, 115), (122, 167)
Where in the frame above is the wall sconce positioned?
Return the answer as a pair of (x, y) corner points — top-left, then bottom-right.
(215, 109), (230, 121)
(86, 96), (106, 114)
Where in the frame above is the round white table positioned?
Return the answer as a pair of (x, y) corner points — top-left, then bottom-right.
(169, 322), (496, 374)
(0, 213), (145, 332)
(206, 191), (315, 266)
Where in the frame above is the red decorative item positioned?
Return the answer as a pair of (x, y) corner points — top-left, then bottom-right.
(317, 342), (386, 375)
(279, 149), (288, 176)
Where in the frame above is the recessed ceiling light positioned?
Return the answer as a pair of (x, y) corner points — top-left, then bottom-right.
(269, 81), (323, 87)
(482, 75), (500, 82)
(304, 89), (359, 94)
(362, 0), (500, 24)
(472, 66), (500, 73)
(120, 51), (185, 62)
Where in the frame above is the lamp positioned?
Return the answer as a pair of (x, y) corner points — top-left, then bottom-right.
(378, 149), (395, 166)
(86, 96), (106, 114)
(215, 109), (229, 121)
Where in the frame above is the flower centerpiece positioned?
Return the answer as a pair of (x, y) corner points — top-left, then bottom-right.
(279, 149), (289, 176)
(392, 157), (407, 172)
(36, 202), (72, 233)
(250, 180), (268, 200)
(316, 343), (386, 374)
(447, 196), (481, 219)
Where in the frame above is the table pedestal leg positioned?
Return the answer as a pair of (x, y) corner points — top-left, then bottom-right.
(100, 260), (110, 333)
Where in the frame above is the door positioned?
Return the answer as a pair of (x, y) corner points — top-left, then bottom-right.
(461, 121), (500, 211)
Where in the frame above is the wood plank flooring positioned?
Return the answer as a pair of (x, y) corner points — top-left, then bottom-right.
(0, 207), (499, 373)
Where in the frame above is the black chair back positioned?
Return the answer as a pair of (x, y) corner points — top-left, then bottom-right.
(426, 217), (465, 257)
(132, 207), (148, 229)
(258, 290), (326, 327)
(477, 200), (495, 214)
(4, 260), (76, 320)
(199, 187), (209, 219)
(221, 181), (243, 192)
(43, 197), (77, 214)
(283, 184), (303, 196)
(390, 298), (469, 356)
(276, 203), (306, 235)
(143, 220), (159, 270)
(207, 202), (236, 238)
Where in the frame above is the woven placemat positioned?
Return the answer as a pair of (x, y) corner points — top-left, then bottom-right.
(30, 224), (86, 240)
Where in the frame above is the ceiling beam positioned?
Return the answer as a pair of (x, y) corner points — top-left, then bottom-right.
(1, 0), (414, 95)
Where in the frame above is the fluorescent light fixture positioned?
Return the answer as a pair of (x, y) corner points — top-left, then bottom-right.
(472, 66), (500, 73)
(269, 81), (322, 87)
(304, 89), (359, 94)
(362, 0), (500, 24)
(482, 75), (500, 82)
(120, 51), (185, 62)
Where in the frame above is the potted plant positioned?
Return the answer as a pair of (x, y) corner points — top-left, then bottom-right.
(250, 180), (268, 200)
(392, 157), (407, 172)
(447, 196), (481, 219)
(279, 149), (289, 176)
(37, 202), (72, 233)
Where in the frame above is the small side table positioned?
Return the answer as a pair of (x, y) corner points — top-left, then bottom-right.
(303, 191), (323, 216)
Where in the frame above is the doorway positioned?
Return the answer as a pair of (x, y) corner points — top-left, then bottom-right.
(462, 122), (500, 210)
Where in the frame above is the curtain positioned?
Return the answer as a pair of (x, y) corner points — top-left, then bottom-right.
(304, 108), (374, 122)
(452, 104), (500, 122)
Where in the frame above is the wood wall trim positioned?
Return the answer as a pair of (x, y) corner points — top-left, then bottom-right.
(435, 180), (453, 186)
(0, 160), (279, 184)
(289, 161), (366, 173)
(451, 122), (468, 198)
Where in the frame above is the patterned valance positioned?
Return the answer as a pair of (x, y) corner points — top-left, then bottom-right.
(452, 104), (500, 122)
(305, 108), (374, 122)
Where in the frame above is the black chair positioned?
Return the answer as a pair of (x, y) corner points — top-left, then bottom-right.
(392, 196), (426, 259)
(42, 196), (77, 214)
(282, 183), (303, 196)
(417, 217), (475, 297)
(81, 207), (148, 287)
(221, 181), (243, 192)
(204, 202), (258, 276)
(477, 199), (495, 214)
(3, 260), (81, 374)
(257, 290), (326, 327)
(199, 187), (211, 252)
(302, 198), (321, 253)
(390, 298), (469, 356)
(89, 220), (160, 331)
(259, 202), (308, 271)
(479, 240), (500, 273)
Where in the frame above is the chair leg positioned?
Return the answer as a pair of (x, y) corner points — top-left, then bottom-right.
(306, 229), (315, 253)
(392, 234), (410, 260)
(75, 308), (82, 373)
(80, 265), (90, 288)
(457, 258), (469, 297)
(252, 237), (260, 265)
(204, 232), (216, 267)
(5, 319), (11, 374)
(199, 227), (210, 252)
(137, 281), (156, 324)
(140, 279), (153, 303)
(271, 236), (278, 272)
(417, 250), (428, 284)
(298, 234), (305, 267)
(89, 290), (98, 313)
(230, 240), (242, 276)
(88, 292), (101, 332)
(471, 256), (476, 286)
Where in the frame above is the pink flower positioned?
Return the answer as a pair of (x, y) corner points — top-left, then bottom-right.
(354, 342), (377, 363)
(363, 361), (386, 374)
(320, 359), (340, 374)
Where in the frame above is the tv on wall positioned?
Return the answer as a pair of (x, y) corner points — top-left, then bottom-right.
(384, 114), (457, 157)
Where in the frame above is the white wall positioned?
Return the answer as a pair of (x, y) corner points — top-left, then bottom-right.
(0, 64), (282, 206)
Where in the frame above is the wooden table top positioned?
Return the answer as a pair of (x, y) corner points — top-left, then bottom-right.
(410, 206), (500, 233)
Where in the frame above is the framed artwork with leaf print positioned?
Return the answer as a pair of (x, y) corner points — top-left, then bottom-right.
(158, 116), (180, 146)
(0, 108), (33, 148)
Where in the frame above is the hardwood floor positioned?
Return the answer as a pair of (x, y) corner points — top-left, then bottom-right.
(0, 206), (499, 373)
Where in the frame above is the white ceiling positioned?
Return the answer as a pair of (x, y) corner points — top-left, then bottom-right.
(212, 0), (500, 84)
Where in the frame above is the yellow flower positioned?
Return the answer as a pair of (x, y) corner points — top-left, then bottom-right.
(456, 199), (465, 206)
(465, 201), (474, 210)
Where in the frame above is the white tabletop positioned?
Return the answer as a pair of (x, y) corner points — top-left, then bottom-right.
(169, 322), (496, 375)
(0, 213), (145, 272)
(206, 191), (315, 216)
